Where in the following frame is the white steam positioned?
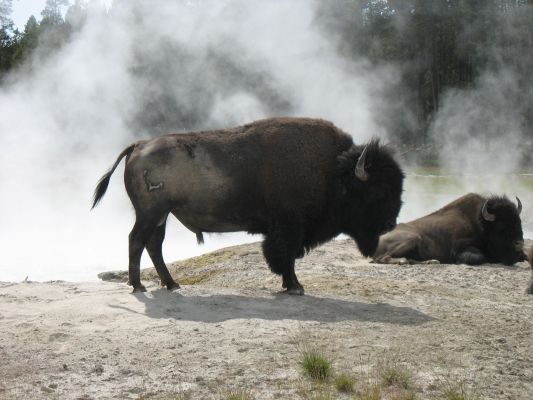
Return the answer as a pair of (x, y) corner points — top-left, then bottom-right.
(0, 0), (397, 281)
(431, 69), (525, 174)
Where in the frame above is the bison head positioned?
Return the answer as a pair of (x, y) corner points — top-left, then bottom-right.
(337, 139), (404, 257)
(480, 196), (526, 265)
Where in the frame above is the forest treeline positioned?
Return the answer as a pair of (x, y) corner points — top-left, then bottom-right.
(0, 0), (532, 143)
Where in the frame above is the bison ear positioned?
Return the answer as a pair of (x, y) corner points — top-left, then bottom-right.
(354, 145), (368, 182)
(482, 200), (496, 222)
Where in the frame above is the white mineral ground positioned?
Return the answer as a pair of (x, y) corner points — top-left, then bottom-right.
(1, 239), (532, 399)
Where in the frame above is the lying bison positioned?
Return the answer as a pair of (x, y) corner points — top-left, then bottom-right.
(373, 193), (526, 266)
(92, 117), (404, 294)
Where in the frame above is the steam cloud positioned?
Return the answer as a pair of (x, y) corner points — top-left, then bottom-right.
(421, 5), (533, 234)
(1, 1), (530, 282)
(0, 0), (397, 281)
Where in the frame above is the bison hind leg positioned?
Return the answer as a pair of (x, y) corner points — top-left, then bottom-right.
(145, 222), (180, 290)
(373, 233), (420, 263)
(128, 210), (177, 293)
(372, 255), (410, 265)
(128, 218), (156, 293)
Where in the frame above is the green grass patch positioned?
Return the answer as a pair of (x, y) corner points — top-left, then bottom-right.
(299, 350), (333, 381)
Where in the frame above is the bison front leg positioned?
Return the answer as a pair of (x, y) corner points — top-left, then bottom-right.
(262, 224), (304, 296)
(455, 246), (486, 265)
(145, 223), (180, 291)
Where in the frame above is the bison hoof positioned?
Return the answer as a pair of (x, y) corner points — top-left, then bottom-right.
(132, 285), (147, 293)
(286, 287), (305, 296)
(165, 281), (180, 291)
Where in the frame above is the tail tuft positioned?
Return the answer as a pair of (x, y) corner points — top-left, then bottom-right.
(91, 144), (135, 210)
(92, 170), (113, 209)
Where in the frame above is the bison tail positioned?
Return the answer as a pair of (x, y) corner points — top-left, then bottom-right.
(91, 144), (136, 209)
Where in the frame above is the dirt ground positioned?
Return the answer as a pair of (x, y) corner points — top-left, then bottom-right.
(1, 239), (532, 399)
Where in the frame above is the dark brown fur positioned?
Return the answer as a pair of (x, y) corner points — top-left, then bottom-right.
(93, 117), (404, 294)
(374, 193), (526, 266)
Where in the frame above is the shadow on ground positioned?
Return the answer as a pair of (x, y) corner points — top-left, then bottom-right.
(110, 288), (435, 325)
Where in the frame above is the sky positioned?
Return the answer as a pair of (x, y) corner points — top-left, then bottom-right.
(12, 0), (47, 28)
(11, 0), (113, 29)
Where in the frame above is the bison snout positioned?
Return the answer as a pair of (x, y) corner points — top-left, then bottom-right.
(384, 220), (397, 233)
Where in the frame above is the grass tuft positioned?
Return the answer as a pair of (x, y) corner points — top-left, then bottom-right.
(379, 362), (412, 390)
(309, 391), (336, 400)
(357, 383), (382, 400)
(222, 388), (254, 400)
(390, 389), (417, 400)
(442, 382), (480, 400)
(298, 350), (333, 381)
(334, 372), (356, 393)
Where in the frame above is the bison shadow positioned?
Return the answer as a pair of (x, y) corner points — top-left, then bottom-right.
(115, 288), (434, 325)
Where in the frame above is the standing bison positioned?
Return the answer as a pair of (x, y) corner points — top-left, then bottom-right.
(373, 193), (526, 266)
(92, 117), (404, 294)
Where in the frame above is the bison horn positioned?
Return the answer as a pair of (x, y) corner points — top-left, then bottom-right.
(516, 196), (522, 215)
(481, 200), (496, 222)
(355, 145), (368, 182)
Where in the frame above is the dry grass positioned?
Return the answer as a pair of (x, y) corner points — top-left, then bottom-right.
(221, 388), (254, 400)
(441, 381), (480, 400)
(356, 383), (382, 400)
(333, 372), (356, 393)
(379, 363), (413, 390)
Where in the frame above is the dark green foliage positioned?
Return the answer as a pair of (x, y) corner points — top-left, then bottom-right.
(0, 0), (77, 75)
(317, 0), (533, 144)
(11, 16), (38, 67)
